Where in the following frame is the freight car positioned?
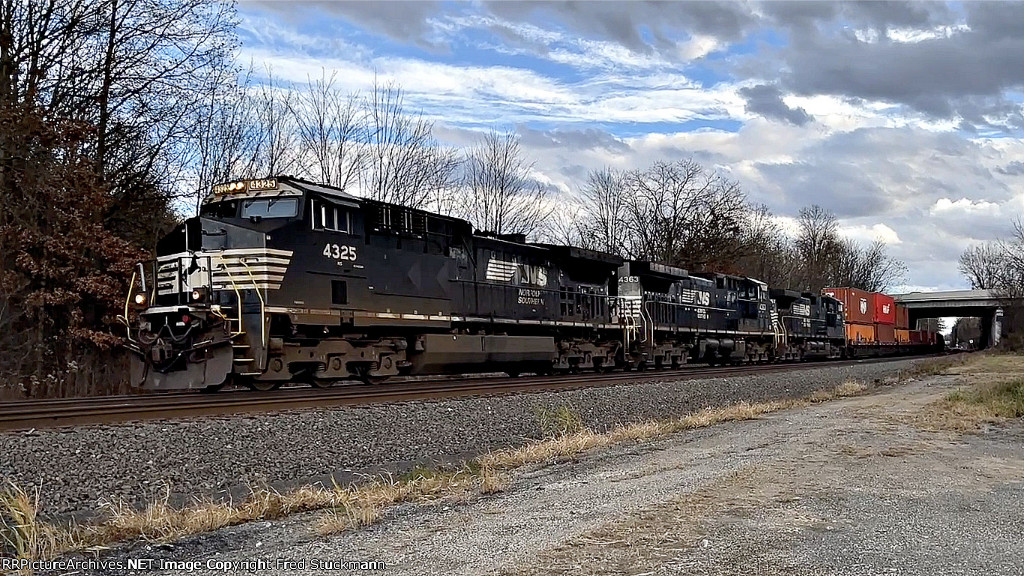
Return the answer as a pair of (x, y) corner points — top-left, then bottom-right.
(122, 176), (937, 391)
(822, 288), (944, 357)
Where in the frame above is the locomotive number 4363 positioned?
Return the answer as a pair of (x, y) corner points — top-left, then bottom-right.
(323, 243), (358, 262)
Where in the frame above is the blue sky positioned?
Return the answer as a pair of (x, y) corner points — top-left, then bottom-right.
(235, 1), (1024, 293)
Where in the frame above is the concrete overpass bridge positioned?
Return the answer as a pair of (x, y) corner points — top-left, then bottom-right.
(893, 289), (1008, 348)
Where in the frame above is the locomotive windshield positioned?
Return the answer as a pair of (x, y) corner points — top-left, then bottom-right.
(241, 198), (298, 219)
(200, 200), (239, 218)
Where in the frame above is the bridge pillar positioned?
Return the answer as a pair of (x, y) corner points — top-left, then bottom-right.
(977, 308), (1004, 349)
(993, 308), (1003, 348)
(980, 314), (993, 349)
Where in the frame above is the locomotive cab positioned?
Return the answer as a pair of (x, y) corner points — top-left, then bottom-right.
(125, 177), (384, 390)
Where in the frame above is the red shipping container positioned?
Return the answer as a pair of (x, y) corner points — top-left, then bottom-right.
(895, 305), (910, 329)
(873, 293), (896, 325)
(847, 323), (875, 343)
(909, 330), (924, 344)
(875, 323), (896, 344)
(822, 287), (873, 325)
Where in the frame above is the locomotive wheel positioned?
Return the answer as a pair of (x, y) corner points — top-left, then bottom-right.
(355, 366), (388, 385)
(246, 379), (282, 392)
(201, 383), (226, 393)
(311, 378), (334, 389)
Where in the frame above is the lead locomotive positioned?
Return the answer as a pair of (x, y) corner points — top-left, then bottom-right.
(124, 176), (848, 391)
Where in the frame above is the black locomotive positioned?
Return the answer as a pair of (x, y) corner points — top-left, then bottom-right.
(123, 176), (851, 391)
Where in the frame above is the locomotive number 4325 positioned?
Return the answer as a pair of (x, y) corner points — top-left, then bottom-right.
(323, 243), (358, 262)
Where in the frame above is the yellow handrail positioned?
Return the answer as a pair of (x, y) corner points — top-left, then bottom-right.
(240, 258), (267, 369)
(123, 271), (136, 340)
(218, 262), (245, 337)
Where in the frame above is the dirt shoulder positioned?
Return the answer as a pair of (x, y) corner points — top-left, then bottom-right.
(508, 373), (1024, 576)
(52, 356), (1024, 576)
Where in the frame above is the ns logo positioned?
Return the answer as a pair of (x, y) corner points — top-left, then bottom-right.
(485, 257), (547, 287)
(694, 290), (711, 306)
(681, 288), (710, 306)
(519, 265), (548, 287)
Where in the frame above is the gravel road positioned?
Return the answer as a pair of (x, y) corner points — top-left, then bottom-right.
(0, 360), (920, 517)
(51, 362), (1024, 576)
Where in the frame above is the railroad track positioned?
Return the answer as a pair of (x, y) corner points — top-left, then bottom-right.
(0, 356), (930, 431)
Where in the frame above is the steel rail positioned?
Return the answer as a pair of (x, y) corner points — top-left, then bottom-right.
(0, 356), (930, 431)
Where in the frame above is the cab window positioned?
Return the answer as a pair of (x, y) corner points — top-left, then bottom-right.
(241, 198), (298, 219)
(201, 200), (239, 218)
(311, 199), (352, 233)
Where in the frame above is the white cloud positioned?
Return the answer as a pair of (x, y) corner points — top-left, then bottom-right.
(929, 197), (1001, 216)
(237, 46), (743, 129)
(675, 34), (722, 60)
(839, 223), (902, 245)
(887, 24), (971, 44)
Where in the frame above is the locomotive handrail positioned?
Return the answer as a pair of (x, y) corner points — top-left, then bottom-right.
(123, 271), (137, 341)
(217, 263), (246, 337)
(240, 258), (267, 369)
(641, 299), (656, 345)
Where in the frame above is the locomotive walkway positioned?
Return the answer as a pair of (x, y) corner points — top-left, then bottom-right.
(0, 357), (927, 431)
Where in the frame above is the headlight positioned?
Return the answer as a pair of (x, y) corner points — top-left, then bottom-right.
(133, 293), (147, 307)
(190, 288), (206, 302)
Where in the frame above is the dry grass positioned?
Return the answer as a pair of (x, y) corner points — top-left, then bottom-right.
(481, 381), (867, 471)
(5, 378), (872, 564)
(926, 379), (1024, 432)
(478, 467), (509, 495)
(536, 404), (585, 437)
(918, 353), (1024, 431)
(1, 480), (81, 573)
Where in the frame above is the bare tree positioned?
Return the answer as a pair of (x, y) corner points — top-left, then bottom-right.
(575, 167), (627, 254)
(735, 204), (800, 287)
(961, 220), (1024, 348)
(91, 0), (239, 187)
(188, 65), (260, 212)
(251, 66), (300, 177)
(794, 205), (842, 289)
(540, 201), (589, 248)
(959, 242), (1006, 290)
(421, 145), (462, 216)
(618, 159), (746, 270)
(362, 79), (457, 209)
(291, 71), (364, 191)
(460, 129), (548, 236)
(826, 237), (906, 293)
(791, 205), (906, 292)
